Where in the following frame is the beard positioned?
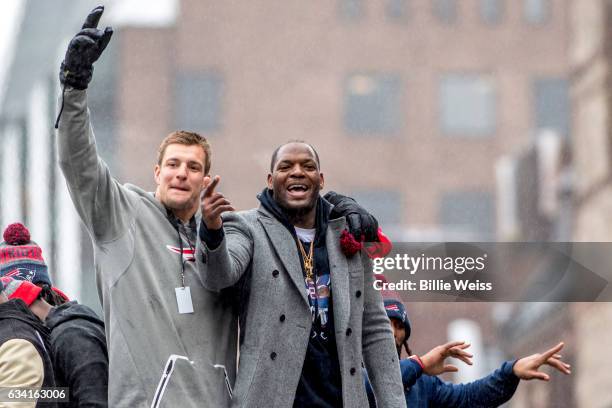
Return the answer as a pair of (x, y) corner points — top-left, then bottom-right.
(281, 200), (316, 222)
(271, 182), (321, 226)
(277, 194), (319, 226)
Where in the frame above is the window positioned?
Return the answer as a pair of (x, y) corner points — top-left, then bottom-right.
(440, 191), (495, 236)
(440, 74), (496, 136)
(533, 78), (570, 137)
(433, 0), (457, 24)
(339, 0), (364, 20)
(524, 0), (549, 24)
(350, 191), (402, 227)
(344, 73), (402, 135)
(386, 0), (408, 21)
(175, 71), (223, 132)
(480, 0), (503, 24)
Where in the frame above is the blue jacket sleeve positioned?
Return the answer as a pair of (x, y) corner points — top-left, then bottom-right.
(400, 358), (423, 389)
(429, 360), (520, 408)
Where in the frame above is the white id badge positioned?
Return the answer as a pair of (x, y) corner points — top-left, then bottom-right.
(175, 287), (194, 314)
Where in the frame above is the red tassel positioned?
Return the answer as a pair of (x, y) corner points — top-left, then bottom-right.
(3, 223), (31, 245)
(340, 230), (362, 257)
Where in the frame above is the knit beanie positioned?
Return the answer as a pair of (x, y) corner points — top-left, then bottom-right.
(0, 276), (43, 306)
(0, 223), (51, 286)
(383, 298), (411, 340)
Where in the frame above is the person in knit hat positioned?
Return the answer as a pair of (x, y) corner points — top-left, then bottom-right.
(382, 299), (412, 356)
(0, 223), (68, 306)
(0, 278), (58, 407)
(364, 298), (572, 407)
(1, 277), (44, 307)
(1, 223), (109, 408)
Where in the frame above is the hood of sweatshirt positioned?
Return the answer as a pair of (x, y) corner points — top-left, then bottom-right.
(45, 300), (104, 330)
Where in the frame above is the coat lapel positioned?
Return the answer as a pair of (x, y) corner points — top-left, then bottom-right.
(327, 218), (350, 346)
(257, 210), (309, 307)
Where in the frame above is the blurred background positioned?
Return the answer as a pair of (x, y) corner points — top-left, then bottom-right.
(0, 0), (610, 406)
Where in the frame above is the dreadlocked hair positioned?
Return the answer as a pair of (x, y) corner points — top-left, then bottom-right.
(397, 339), (412, 358)
(404, 341), (412, 357)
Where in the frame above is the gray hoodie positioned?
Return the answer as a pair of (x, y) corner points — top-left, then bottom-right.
(56, 88), (238, 407)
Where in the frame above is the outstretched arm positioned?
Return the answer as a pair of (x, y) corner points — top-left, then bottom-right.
(429, 361), (520, 408)
(430, 342), (570, 408)
(57, 7), (134, 243)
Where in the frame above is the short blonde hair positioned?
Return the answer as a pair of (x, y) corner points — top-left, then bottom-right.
(157, 130), (211, 174)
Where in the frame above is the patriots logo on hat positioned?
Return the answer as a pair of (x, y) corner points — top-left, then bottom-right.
(385, 304), (400, 311)
(4, 268), (36, 282)
(166, 245), (195, 262)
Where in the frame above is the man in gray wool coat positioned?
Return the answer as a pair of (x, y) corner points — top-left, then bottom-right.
(198, 141), (406, 407)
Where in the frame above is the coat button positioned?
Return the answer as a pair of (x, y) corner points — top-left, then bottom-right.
(270, 352), (277, 360)
(350, 367), (356, 375)
(280, 314), (286, 322)
(355, 290), (362, 298)
(272, 270), (279, 278)
(345, 328), (352, 336)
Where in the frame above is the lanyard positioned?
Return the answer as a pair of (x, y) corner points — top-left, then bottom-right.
(168, 213), (195, 288)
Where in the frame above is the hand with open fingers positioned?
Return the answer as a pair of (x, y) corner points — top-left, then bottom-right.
(200, 175), (235, 230)
(60, 5), (113, 89)
(420, 341), (474, 376)
(512, 342), (571, 381)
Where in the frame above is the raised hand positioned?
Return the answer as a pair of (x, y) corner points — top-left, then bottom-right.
(512, 342), (571, 381)
(419, 341), (473, 376)
(200, 176), (235, 230)
(60, 6), (113, 90)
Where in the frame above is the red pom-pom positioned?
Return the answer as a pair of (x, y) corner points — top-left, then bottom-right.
(364, 228), (393, 259)
(3, 223), (31, 245)
(340, 229), (362, 257)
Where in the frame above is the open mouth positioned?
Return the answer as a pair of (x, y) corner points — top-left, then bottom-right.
(286, 183), (310, 198)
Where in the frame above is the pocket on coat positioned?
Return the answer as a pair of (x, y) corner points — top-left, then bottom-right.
(151, 354), (232, 408)
(232, 350), (261, 406)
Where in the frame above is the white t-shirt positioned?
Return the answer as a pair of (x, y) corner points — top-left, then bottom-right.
(295, 227), (315, 243)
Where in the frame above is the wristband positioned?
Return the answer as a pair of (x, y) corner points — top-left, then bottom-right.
(409, 355), (424, 370)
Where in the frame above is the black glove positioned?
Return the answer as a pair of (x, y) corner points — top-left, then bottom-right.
(59, 6), (113, 90)
(324, 191), (379, 242)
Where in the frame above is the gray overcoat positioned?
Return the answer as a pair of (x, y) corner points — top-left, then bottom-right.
(198, 206), (406, 408)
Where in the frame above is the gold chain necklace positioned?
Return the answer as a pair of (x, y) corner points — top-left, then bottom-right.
(297, 239), (314, 281)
